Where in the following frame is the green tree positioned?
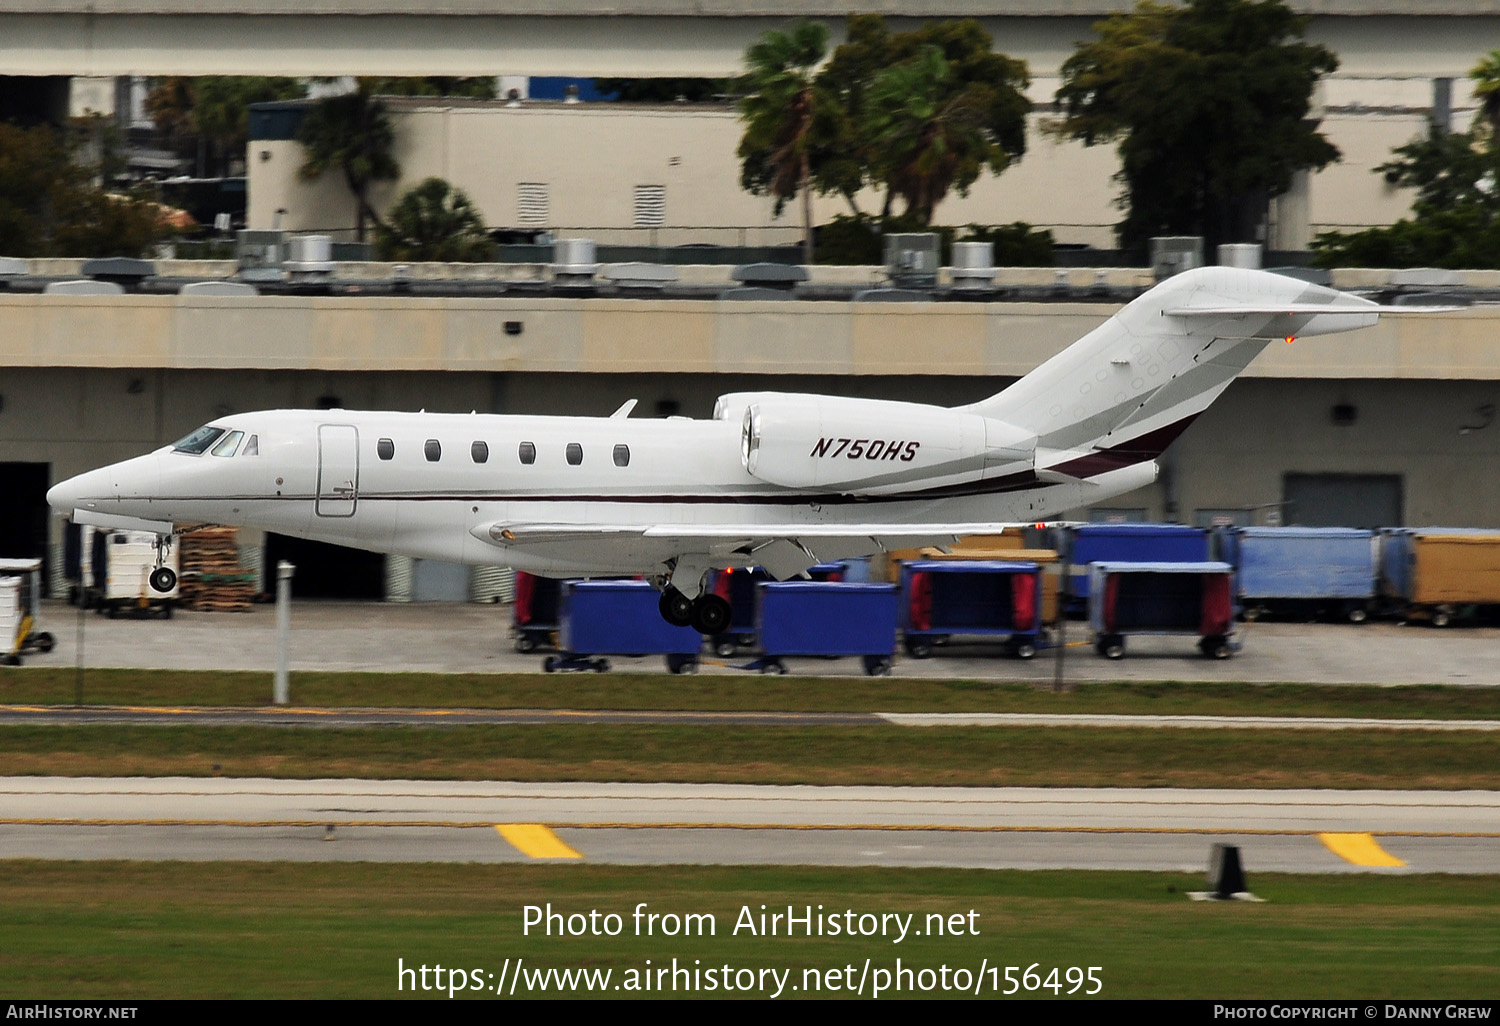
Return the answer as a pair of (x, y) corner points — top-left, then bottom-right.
(375, 177), (494, 262)
(1310, 124), (1500, 268)
(818, 15), (1029, 220)
(147, 77), (304, 176)
(1471, 50), (1500, 139)
(0, 123), (169, 257)
(296, 85), (401, 243)
(736, 19), (842, 265)
(1056, 0), (1339, 258)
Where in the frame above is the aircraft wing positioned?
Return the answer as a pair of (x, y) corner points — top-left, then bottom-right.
(472, 520), (1035, 579)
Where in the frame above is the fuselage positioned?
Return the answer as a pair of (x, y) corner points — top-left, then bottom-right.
(46, 406), (1145, 574)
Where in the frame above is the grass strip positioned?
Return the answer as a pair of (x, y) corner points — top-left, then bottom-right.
(0, 724), (1495, 788)
(6, 668), (1500, 719)
(2, 862), (1496, 999)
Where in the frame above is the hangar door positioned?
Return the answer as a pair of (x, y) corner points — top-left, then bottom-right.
(1284, 473), (1402, 529)
(0, 463), (51, 581)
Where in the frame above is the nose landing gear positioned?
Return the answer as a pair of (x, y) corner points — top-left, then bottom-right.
(148, 533), (177, 593)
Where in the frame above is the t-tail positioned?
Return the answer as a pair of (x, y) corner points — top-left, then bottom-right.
(962, 266), (1381, 483)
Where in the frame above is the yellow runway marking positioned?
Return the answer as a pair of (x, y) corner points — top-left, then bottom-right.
(1318, 832), (1406, 867)
(495, 823), (583, 859)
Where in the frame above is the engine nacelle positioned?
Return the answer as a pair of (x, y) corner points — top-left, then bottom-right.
(729, 392), (1035, 494)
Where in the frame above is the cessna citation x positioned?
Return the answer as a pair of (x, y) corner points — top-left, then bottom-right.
(49, 266), (1395, 634)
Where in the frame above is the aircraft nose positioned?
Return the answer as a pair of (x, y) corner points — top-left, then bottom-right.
(47, 470), (101, 516)
(46, 458), (149, 515)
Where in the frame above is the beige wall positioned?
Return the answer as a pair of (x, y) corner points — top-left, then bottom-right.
(5, 292), (1498, 381)
(252, 99), (1446, 250)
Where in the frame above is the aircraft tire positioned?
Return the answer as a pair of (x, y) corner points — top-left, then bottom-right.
(659, 589), (694, 627)
(689, 595), (731, 635)
(149, 567), (177, 593)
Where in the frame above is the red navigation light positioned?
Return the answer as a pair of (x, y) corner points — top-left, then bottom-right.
(1284, 335), (1297, 344)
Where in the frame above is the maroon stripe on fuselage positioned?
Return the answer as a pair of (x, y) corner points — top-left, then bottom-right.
(1049, 414), (1201, 478)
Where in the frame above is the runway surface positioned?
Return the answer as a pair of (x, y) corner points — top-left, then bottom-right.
(3, 778), (1496, 872)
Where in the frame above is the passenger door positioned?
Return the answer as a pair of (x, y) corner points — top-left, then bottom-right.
(316, 424), (359, 517)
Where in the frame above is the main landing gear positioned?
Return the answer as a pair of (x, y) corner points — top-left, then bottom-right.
(658, 587), (731, 635)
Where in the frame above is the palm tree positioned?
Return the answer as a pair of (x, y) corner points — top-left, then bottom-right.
(865, 46), (1007, 226)
(737, 20), (838, 265)
(296, 85), (400, 242)
(1471, 50), (1500, 138)
(376, 177), (494, 262)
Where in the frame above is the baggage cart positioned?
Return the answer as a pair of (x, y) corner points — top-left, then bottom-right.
(1087, 561), (1237, 659)
(0, 558), (54, 666)
(752, 581), (899, 676)
(898, 560), (1045, 659)
(548, 580), (701, 673)
(80, 527), (179, 618)
(705, 563), (851, 657)
(512, 571), (563, 652)
(1378, 528), (1500, 626)
(1218, 527), (1376, 622)
(1061, 524), (1209, 611)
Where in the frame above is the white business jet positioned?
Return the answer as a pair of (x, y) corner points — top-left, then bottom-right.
(48, 266), (1390, 633)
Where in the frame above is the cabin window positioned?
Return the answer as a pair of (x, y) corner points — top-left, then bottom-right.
(566, 442), (583, 466)
(377, 438), (394, 461)
(210, 430), (244, 457)
(243, 434), (259, 456)
(518, 442), (536, 465)
(613, 444), (630, 467)
(171, 425), (225, 455)
(425, 439), (441, 462)
(471, 440), (489, 464)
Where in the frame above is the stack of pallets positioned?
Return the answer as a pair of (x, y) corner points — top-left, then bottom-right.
(178, 528), (258, 611)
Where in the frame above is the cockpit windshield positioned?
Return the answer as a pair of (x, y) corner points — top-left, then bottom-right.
(172, 425), (227, 455)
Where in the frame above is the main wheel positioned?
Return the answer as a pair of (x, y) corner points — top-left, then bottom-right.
(149, 567), (177, 593)
(658, 588), (694, 627)
(689, 594), (731, 635)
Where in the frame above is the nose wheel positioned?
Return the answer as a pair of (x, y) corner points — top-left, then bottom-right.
(149, 567), (177, 593)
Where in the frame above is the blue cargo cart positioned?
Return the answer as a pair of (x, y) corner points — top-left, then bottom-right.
(512, 571), (562, 652)
(898, 560), (1045, 659)
(752, 581), (899, 676)
(705, 563), (857, 657)
(1218, 527), (1376, 622)
(1087, 561), (1238, 659)
(548, 580), (702, 673)
(1061, 524), (1209, 612)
